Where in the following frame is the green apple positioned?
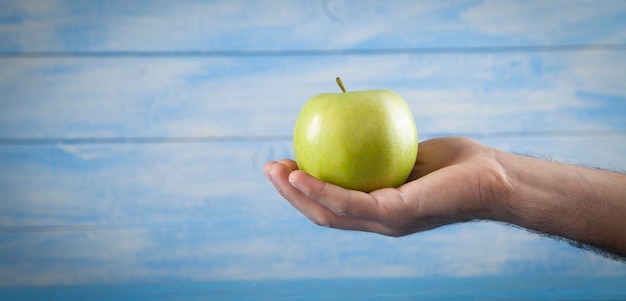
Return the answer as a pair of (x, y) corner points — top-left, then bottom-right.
(293, 78), (418, 192)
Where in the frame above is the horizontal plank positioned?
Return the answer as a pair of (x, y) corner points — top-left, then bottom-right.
(2, 137), (625, 229)
(0, 142), (291, 227)
(1, 1), (625, 52)
(2, 221), (624, 287)
(1, 51), (625, 139)
(2, 220), (620, 287)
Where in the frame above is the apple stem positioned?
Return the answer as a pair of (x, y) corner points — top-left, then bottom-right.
(336, 77), (346, 93)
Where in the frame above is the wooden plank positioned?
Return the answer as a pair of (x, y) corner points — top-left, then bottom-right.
(0, 142), (290, 226)
(1, 1), (625, 52)
(1, 51), (625, 140)
(2, 137), (625, 229)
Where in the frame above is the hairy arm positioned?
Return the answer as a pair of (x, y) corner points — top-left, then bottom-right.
(493, 151), (626, 259)
(265, 137), (626, 260)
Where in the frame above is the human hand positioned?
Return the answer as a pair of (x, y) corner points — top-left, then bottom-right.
(264, 137), (512, 236)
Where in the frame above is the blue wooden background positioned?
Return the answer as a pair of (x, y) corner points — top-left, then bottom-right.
(1, 0), (626, 288)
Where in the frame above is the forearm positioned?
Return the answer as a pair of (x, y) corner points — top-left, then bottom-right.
(493, 150), (626, 258)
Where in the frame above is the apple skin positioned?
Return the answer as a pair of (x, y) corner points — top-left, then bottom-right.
(293, 88), (418, 192)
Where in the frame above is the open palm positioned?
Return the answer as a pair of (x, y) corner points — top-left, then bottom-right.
(264, 137), (510, 236)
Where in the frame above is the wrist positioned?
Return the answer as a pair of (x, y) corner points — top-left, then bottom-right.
(478, 147), (518, 222)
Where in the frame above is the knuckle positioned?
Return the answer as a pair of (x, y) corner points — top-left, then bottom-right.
(331, 191), (355, 217)
(307, 181), (327, 202)
(332, 205), (351, 217)
(312, 218), (331, 228)
(310, 215), (333, 228)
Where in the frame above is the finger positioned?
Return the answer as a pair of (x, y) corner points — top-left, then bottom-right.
(288, 170), (393, 222)
(265, 161), (341, 225)
(279, 158), (298, 171)
(287, 170), (419, 236)
(266, 161), (392, 233)
(265, 160), (300, 194)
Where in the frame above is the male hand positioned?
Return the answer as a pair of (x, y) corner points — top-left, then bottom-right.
(264, 137), (511, 236)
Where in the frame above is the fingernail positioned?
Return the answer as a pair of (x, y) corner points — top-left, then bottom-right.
(264, 164), (278, 184)
(267, 171), (284, 194)
(288, 172), (301, 190)
(264, 168), (273, 183)
(264, 169), (273, 181)
(265, 173), (274, 183)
